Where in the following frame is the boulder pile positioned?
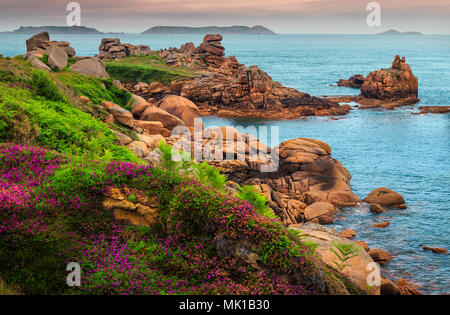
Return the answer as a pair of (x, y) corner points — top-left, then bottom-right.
(24, 32), (109, 78)
(98, 38), (151, 60)
(205, 135), (360, 225)
(24, 32), (77, 71)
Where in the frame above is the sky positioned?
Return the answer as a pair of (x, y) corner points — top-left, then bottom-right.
(0, 0), (449, 34)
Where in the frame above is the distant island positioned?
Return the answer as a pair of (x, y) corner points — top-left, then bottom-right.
(141, 25), (276, 35)
(3, 26), (104, 34)
(377, 29), (423, 35)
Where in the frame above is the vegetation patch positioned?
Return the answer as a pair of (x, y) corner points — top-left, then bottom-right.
(105, 56), (197, 84)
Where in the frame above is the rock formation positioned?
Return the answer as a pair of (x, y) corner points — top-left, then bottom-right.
(98, 38), (151, 60)
(333, 55), (419, 109)
(130, 34), (351, 119)
(364, 187), (406, 209)
(103, 187), (160, 228)
(24, 32), (78, 71)
(70, 57), (109, 78)
(368, 248), (392, 264)
(337, 75), (365, 88)
(200, 132), (360, 225)
(360, 55), (419, 102)
(412, 106), (450, 115)
(290, 223), (380, 295)
(25, 32), (76, 57)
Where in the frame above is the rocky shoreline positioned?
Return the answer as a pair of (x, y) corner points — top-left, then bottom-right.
(19, 32), (444, 295)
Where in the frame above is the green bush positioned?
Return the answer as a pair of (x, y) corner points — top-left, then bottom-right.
(55, 72), (132, 107)
(193, 162), (229, 191)
(236, 185), (277, 219)
(105, 62), (195, 84)
(31, 69), (68, 103)
(0, 83), (135, 161)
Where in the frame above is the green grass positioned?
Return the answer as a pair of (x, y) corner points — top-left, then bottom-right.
(105, 55), (197, 84)
(0, 82), (135, 161)
(54, 71), (132, 106)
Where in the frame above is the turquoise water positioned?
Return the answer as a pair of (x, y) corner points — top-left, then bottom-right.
(1, 34), (449, 294)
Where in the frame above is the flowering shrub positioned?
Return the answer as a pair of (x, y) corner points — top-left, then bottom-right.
(0, 143), (348, 295)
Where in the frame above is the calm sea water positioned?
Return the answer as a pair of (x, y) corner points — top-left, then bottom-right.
(1, 34), (449, 294)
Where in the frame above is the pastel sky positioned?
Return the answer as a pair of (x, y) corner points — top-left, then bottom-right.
(0, 0), (449, 33)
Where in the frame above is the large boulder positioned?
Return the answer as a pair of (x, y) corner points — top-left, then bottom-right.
(70, 58), (110, 78)
(368, 249), (392, 264)
(291, 223), (380, 295)
(29, 57), (51, 71)
(364, 187), (406, 208)
(46, 44), (68, 70)
(127, 141), (150, 158)
(140, 106), (184, 131)
(361, 55), (418, 101)
(98, 38), (151, 60)
(108, 105), (134, 128)
(135, 120), (170, 137)
(137, 134), (165, 149)
(157, 95), (199, 127)
(131, 94), (151, 118)
(53, 41), (76, 57)
(26, 32), (50, 52)
(304, 202), (335, 225)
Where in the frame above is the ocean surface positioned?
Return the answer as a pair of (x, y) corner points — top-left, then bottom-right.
(1, 33), (449, 294)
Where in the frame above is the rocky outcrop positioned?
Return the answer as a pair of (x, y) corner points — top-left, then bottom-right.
(340, 229), (356, 239)
(423, 246), (448, 254)
(140, 106), (184, 131)
(70, 58), (109, 78)
(368, 248), (392, 264)
(290, 223), (380, 295)
(24, 32), (79, 71)
(364, 187), (406, 209)
(360, 55), (418, 102)
(97, 38), (151, 60)
(133, 34), (351, 120)
(180, 64), (350, 119)
(102, 187), (160, 228)
(304, 202), (335, 225)
(396, 278), (422, 295)
(337, 75), (365, 88)
(412, 106), (450, 115)
(370, 203), (385, 213)
(203, 134), (360, 225)
(25, 32), (76, 58)
(372, 221), (390, 228)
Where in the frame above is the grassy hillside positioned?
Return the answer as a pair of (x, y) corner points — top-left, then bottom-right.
(105, 55), (197, 84)
(0, 56), (135, 161)
(0, 55), (360, 295)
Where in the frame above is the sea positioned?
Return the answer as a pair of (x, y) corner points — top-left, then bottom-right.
(0, 33), (449, 294)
